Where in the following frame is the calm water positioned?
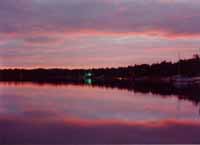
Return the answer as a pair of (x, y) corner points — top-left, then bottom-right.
(0, 82), (200, 144)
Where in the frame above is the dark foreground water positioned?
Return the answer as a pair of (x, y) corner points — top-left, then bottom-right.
(0, 82), (200, 144)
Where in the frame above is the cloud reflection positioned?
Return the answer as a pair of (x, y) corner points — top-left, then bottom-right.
(0, 83), (199, 122)
(0, 116), (200, 144)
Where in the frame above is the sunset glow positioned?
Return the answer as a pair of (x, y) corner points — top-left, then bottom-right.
(1, 0), (200, 68)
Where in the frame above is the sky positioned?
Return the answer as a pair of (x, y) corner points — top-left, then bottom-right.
(1, 0), (200, 69)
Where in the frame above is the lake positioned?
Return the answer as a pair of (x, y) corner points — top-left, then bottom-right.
(0, 82), (200, 144)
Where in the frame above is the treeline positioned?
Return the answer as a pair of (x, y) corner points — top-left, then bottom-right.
(0, 69), (85, 82)
(90, 54), (200, 79)
(0, 55), (200, 81)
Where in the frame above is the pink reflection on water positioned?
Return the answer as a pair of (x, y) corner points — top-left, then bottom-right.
(0, 82), (200, 143)
(0, 116), (200, 144)
(0, 82), (199, 122)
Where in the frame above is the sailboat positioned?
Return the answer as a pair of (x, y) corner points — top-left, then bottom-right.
(172, 75), (193, 88)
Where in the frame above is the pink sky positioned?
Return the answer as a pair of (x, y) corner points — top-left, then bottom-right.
(1, 0), (200, 68)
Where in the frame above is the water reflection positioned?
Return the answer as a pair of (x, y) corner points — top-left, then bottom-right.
(1, 117), (200, 144)
(84, 78), (92, 85)
(0, 82), (200, 144)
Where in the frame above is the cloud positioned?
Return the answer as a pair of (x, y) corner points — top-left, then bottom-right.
(1, 34), (200, 68)
(0, 0), (200, 37)
(1, 0), (200, 68)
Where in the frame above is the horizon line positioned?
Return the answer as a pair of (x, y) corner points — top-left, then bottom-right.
(1, 56), (198, 71)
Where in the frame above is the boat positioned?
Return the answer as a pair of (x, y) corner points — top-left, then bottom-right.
(172, 75), (200, 89)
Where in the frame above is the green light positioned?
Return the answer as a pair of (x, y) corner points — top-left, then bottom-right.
(85, 72), (92, 77)
(85, 78), (92, 85)
(84, 72), (93, 85)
